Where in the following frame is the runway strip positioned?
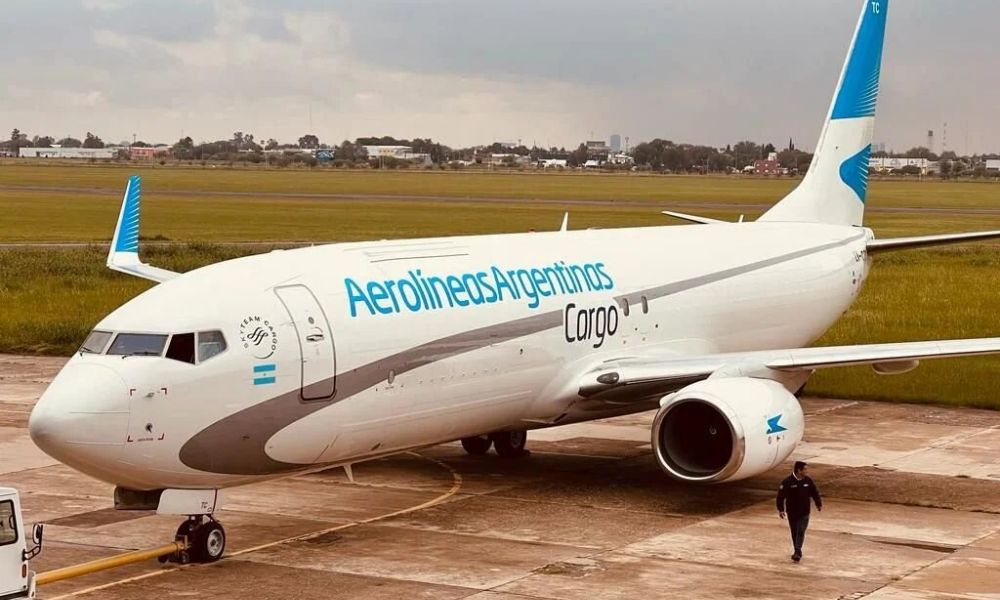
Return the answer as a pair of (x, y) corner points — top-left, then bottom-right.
(3, 183), (1000, 215)
(42, 453), (463, 600)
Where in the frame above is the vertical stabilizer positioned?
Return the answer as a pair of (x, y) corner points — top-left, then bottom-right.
(760, 0), (889, 226)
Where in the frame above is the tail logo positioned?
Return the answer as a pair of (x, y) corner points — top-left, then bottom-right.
(839, 145), (873, 202)
(831, 0), (888, 120)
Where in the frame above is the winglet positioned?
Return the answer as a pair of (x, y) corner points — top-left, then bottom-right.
(107, 176), (179, 283)
(559, 212), (569, 232)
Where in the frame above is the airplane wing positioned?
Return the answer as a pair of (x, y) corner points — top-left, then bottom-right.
(577, 338), (1000, 400)
(107, 175), (179, 283)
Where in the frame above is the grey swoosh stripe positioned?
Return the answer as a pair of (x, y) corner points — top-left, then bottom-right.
(179, 232), (864, 476)
(179, 310), (563, 475)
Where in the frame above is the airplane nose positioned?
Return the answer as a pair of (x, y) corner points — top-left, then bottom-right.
(30, 363), (129, 477)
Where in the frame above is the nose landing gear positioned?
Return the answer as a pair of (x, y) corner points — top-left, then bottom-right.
(162, 516), (226, 564)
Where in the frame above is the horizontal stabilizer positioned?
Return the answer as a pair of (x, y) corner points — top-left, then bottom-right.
(660, 210), (726, 225)
(107, 175), (179, 283)
(868, 230), (1000, 253)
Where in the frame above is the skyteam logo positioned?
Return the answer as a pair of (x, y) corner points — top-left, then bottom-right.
(766, 414), (788, 435)
(346, 261), (615, 318)
(239, 315), (278, 360)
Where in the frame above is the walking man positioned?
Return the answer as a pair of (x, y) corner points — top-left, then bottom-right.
(776, 460), (822, 562)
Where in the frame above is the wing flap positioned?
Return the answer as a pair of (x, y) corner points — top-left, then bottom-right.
(660, 210), (726, 225)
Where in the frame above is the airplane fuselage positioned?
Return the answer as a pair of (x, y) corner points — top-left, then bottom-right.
(30, 221), (871, 490)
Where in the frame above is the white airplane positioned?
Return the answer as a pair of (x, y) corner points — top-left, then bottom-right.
(28, 0), (1000, 564)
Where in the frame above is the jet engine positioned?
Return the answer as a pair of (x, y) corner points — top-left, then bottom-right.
(650, 377), (804, 483)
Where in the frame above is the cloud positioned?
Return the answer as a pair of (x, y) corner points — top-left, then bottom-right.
(1, 0), (997, 153)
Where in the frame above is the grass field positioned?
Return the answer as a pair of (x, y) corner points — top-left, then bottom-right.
(3, 162), (1000, 208)
(1, 164), (998, 407)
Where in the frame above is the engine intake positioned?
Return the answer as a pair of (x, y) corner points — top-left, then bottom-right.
(651, 377), (804, 483)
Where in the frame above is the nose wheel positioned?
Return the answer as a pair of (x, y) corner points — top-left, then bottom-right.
(165, 516), (227, 564)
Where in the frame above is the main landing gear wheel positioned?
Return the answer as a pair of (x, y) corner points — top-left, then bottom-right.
(169, 516), (227, 564)
(461, 435), (493, 455)
(491, 430), (528, 458)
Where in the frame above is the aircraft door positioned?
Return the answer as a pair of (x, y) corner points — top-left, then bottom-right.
(275, 285), (336, 400)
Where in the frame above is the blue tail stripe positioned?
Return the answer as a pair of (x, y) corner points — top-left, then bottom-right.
(114, 175), (141, 253)
(831, 0), (889, 120)
(253, 363), (276, 373)
(253, 376), (276, 386)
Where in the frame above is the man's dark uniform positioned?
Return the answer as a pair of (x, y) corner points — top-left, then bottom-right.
(776, 473), (822, 559)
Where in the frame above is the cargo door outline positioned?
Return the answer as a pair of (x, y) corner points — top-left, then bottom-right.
(275, 285), (336, 400)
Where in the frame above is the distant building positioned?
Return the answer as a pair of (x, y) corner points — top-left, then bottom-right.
(363, 145), (412, 158)
(753, 152), (782, 175)
(609, 134), (622, 153)
(585, 140), (610, 156)
(607, 152), (633, 166)
(539, 158), (568, 168)
(363, 145), (430, 164)
(869, 157), (938, 175)
(18, 147), (120, 159)
(986, 159), (1000, 171)
(129, 146), (169, 160)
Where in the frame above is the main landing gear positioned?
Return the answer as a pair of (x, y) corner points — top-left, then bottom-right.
(461, 430), (529, 458)
(162, 516), (226, 564)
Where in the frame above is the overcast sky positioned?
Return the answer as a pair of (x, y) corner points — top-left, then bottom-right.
(3, 1), (997, 153)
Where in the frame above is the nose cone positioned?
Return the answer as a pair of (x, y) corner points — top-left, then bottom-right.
(30, 363), (129, 480)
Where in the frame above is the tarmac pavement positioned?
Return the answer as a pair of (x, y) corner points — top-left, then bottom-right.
(2, 355), (998, 600)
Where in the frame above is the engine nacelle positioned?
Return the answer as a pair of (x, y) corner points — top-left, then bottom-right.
(651, 377), (804, 483)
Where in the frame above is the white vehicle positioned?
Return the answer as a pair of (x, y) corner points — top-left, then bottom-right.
(28, 0), (1000, 563)
(0, 488), (43, 599)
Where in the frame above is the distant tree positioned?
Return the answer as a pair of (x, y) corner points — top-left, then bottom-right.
(171, 136), (195, 159)
(787, 138), (795, 151)
(762, 143), (777, 155)
(264, 138), (279, 151)
(731, 140), (763, 169)
(298, 134), (320, 149)
(903, 146), (937, 160)
(83, 132), (105, 148)
(567, 143), (589, 167)
(31, 135), (54, 147)
(57, 137), (82, 148)
(939, 160), (953, 178)
(333, 140), (368, 162)
(939, 150), (958, 160)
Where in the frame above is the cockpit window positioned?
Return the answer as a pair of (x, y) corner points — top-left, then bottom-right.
(166, 333), (196, 364)
(107, 333), (168, 357)
(197, 331), (227, 363)
(80, 330), (113, 354)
